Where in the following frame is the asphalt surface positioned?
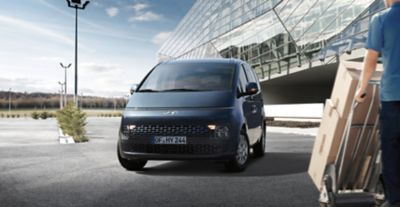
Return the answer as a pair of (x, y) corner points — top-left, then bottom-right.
(0, 118), (376, 207)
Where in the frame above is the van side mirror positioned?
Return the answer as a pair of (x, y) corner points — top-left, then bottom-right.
(245, 82), (259, 95)
(130, 84), (138, 95)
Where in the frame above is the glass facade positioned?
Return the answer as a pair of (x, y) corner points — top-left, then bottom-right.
(158, 0), (385, 80)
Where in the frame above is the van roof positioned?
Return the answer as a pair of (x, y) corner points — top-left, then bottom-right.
(162, 58), (245, 65)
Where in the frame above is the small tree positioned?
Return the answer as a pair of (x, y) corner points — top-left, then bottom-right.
(56, 103), (88, 142)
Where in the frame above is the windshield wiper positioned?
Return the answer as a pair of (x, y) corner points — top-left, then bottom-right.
(138, 89), (159, 92)
(162, 88), (204, 92)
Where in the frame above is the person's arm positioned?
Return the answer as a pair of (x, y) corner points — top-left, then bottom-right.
(355, 49), (379, 103)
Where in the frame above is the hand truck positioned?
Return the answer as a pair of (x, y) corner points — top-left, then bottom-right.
(319, 80), (385, 207)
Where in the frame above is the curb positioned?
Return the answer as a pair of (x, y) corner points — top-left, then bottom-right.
(58, 128), (75, 144)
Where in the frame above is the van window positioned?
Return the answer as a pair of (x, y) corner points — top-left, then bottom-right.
(138, 63), (235, 92)
(238, 66), (248, 93)
(243, 64), (257, 83)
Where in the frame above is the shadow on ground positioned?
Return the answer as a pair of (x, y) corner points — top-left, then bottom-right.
(136, 152), (311, 177)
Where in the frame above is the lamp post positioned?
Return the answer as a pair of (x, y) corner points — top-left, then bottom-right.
(113, 97), (117, 111)
(65, 0), (90, 106)
(8, 88), (11, 113)
(58, 82), (65, 109)
(60, 63), (71, 106)
(58, 90), (63, 109)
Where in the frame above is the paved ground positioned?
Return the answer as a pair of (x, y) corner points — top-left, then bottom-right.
(0, 118), (376, 207)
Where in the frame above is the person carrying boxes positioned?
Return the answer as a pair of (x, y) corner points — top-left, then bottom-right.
(355, 0), (400, 206)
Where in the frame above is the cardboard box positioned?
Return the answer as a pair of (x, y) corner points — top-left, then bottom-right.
(308, 61), (382, 190)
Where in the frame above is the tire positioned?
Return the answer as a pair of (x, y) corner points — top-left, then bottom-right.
(117, 146), (147, 171)
(253, 124), (266, 157)
(225, 132), (249, 172)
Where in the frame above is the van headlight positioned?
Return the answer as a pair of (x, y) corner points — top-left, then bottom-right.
(121, 124), (136, 140)
(120, 131), (129, 140)
(213, 126), (230, 139)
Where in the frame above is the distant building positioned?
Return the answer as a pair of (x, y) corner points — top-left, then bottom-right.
(158, 0), (385, 104)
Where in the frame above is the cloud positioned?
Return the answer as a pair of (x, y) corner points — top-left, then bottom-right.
(129, 3), (149, 12)
(127, 2), (163, 23)
(38, 0), (102, 30)
(128, 11), (163, 22)
(152, 32), (172, 46)
(38, 0), (149, 43)
(106, 7), (119, 17)
(81, 63), (122, 73)
(30, 56), (64, 62)
(0, 77), (52, 93)
(0, 14), (74, 46)
(0, 77), (38, 86)
(92, 2), (104, 7)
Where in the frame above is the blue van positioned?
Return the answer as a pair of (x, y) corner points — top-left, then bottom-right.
(118, 59), (266, 171)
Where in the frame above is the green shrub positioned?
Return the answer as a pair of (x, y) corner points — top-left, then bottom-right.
(56, 103), (88, 143)
(40, 111), (49, 119)
(0, 113), (4, 118)
(31, 111), (40, 120)
(11, 114), (15, 118)
(16, 114), (20, 118)
(6, 114), (10, 118)
(46, 112), (55, 118)
(23, 113), (27, 118)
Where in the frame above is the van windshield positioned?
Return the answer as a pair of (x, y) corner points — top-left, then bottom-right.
(138, 63), (235, 92)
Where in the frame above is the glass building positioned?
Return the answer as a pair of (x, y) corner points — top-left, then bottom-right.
(158, 0), (385, 103)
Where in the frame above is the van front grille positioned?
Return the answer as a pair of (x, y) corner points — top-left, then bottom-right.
(129, 125), (210, 136)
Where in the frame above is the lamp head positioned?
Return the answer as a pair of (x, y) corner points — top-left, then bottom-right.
(66, 0), (90, 9)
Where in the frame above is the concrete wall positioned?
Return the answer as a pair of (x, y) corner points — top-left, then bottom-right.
(262, 85), (333, 104)
(260, 62), (339, 104)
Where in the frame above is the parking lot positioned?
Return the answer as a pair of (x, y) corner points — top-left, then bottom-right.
(0, 118), (375, 207)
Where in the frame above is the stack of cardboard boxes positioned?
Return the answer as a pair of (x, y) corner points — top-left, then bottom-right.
(308, 61), (383, 190)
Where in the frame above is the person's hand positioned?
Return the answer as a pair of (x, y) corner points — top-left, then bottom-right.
(355, 88), (367, 103)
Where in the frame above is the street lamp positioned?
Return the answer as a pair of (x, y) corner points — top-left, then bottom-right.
(58, 81), (65, 109)
(113, 97), (117, 111)
(8, 88), (11, 113)
(59, 62), (71, 106)
(65, 0), (90, 106)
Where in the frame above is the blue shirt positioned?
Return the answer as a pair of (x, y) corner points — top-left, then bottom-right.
(366, 2), (400, 101)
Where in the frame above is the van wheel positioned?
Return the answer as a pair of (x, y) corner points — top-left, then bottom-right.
(118, 147), (147, 171)
(225, 132), (249, 172)
(253, 124), (266, 157)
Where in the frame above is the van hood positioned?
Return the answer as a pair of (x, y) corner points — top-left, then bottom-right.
(126, 91), (234, 108)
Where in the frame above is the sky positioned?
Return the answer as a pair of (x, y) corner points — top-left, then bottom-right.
(0, 0), (195, 97)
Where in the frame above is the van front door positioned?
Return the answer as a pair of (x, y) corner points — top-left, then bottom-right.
(239, 65), (259, 145)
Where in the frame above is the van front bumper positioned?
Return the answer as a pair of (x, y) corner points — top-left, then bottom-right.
(118, 136), (237, 161)
(119, 150), (236, 161)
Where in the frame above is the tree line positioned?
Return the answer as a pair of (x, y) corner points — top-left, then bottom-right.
(0, 91), (127, 110)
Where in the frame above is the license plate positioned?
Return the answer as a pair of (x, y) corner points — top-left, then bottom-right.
(153, 136), (187, 144)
